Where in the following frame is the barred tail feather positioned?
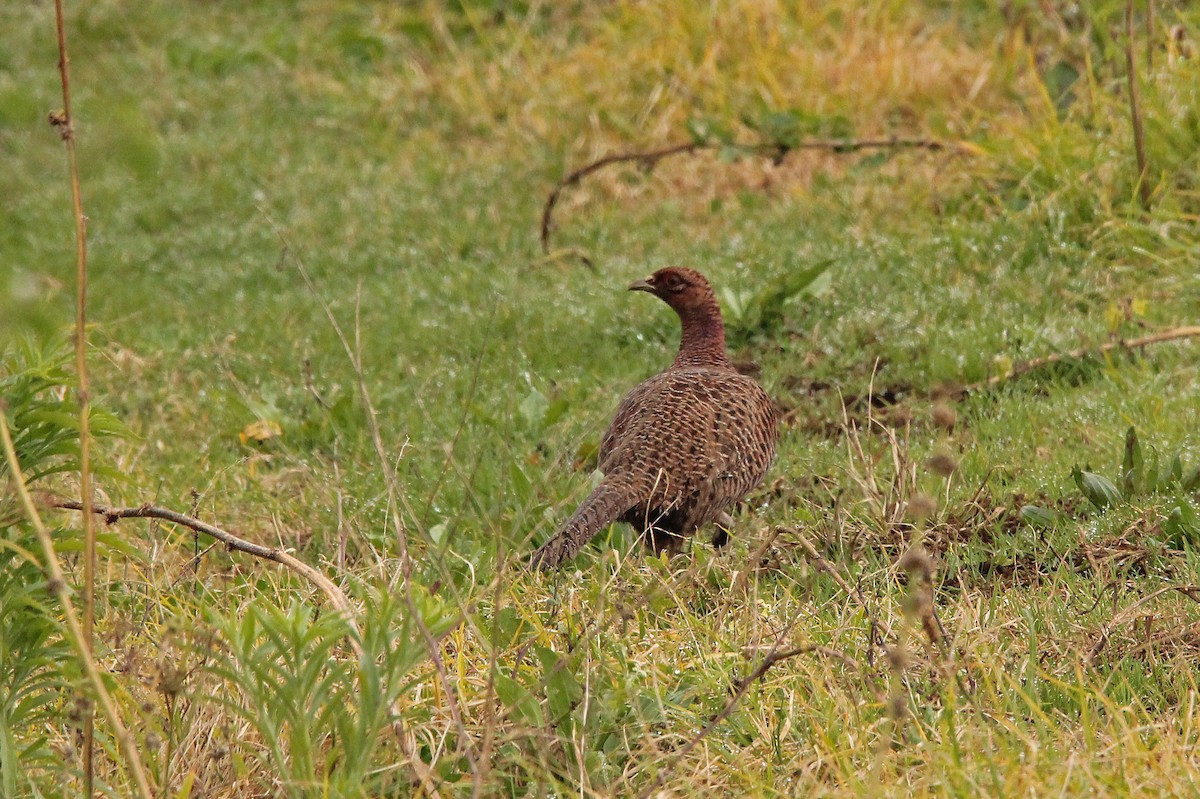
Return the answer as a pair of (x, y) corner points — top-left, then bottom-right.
(530, 480), (636, 569)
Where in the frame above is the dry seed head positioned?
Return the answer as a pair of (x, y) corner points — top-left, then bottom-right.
(898, 545), (933, 581)
(885, 644), (909, 671)
(156, 660), (187, 696)
(931, 401), (957, 430)
(907, 493), (937, 520)
(927, 449), (958, 477)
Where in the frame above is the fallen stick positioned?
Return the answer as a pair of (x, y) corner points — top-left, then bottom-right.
(52, 499), (358, 636)
(541, 136), (961, 254)
(50, 497), (451, 798)
(956, 326), (1200, 398)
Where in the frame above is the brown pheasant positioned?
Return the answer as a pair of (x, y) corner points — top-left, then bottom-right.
(531, 267), (778, 569)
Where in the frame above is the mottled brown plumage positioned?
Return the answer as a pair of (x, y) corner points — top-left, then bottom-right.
(531, 267), (778, 569)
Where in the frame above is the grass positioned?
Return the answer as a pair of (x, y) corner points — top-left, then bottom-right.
(3, 0), (1200, 796)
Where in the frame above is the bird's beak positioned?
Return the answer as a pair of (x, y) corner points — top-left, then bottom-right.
(628, 278), (655, 293)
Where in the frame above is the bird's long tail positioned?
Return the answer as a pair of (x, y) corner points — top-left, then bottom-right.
(530, 478), (636, 569)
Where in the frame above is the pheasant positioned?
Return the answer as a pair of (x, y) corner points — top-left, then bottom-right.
(531, 267), (778, 569)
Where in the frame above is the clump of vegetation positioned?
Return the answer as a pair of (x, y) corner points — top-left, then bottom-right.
(0, 342), (124, 794)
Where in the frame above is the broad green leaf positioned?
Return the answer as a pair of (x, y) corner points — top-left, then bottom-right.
(1168, 453), (1184, 488)
(494, 673), (543, 726)
(1164, 500), (1200, 547)
(1019, 505), (1062, 529)
(509, 461), (533, 503)
(518, 388), (549, 431)
(543, 663), (582, 724)
(1072, 466), (1122, 509)
(1182, 463), (1200, 493)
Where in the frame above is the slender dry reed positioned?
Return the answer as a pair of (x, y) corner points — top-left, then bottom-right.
(1126, 0), (1152, 209)
(49, 0), (98, 789)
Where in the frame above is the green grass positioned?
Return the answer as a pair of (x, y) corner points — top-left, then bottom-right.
(3, 1), (1200, 796)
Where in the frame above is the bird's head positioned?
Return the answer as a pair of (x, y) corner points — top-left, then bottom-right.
(628, 266), (729, 367)
(628, 267), (717, 315)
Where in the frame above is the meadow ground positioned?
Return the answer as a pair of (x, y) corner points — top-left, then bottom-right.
(3, 1), (1200, 796)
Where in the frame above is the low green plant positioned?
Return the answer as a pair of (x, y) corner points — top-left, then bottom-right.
(1071, 426), (1200, 513)
(1023, 426), (1200, 545)
(722, 258), (834, 347)
(0, 339), (123, 797)
(200, 585), (456, 797)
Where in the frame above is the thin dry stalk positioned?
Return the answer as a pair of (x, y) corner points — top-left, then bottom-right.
(1146, 0), (1155, 73)
(306, 262), (413, 572)
(1126, 0), (1152, 209)
(470, 578), (504, 799)
(49, 0), (96, 787)
(786, 525), (862, 603)
(840, 391), (916, 536)
(265, 224), (482, 779)
(873, 639), (911, 781)
(1, 417), (154, 799)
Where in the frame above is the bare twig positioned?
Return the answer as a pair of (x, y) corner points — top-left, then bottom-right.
(48, 0), (97, 787)
(785, 525), (865, 604)
(956, 326), (1200, 398)
(53, 499), (360, 636)
(1, 419), (154, 799)
(51, 495), (456, 797)
(1086, 584), (1200, 664)
(541, 142), (699, 254)
(1126, 0), (1152, 209)
(637, 634), (848, 799)
(540, 137), (961, 253)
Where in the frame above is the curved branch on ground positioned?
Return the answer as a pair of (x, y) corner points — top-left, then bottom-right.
(957, 325), (1200, 398)
(540, 136), (957, 254)
(52, 499), (358, 636)
(50, 498), (453, 797)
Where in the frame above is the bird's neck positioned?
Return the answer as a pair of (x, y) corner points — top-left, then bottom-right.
(672, 299), (731, 369)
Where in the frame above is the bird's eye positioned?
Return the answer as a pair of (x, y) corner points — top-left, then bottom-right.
(665, 276), (685, 292)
